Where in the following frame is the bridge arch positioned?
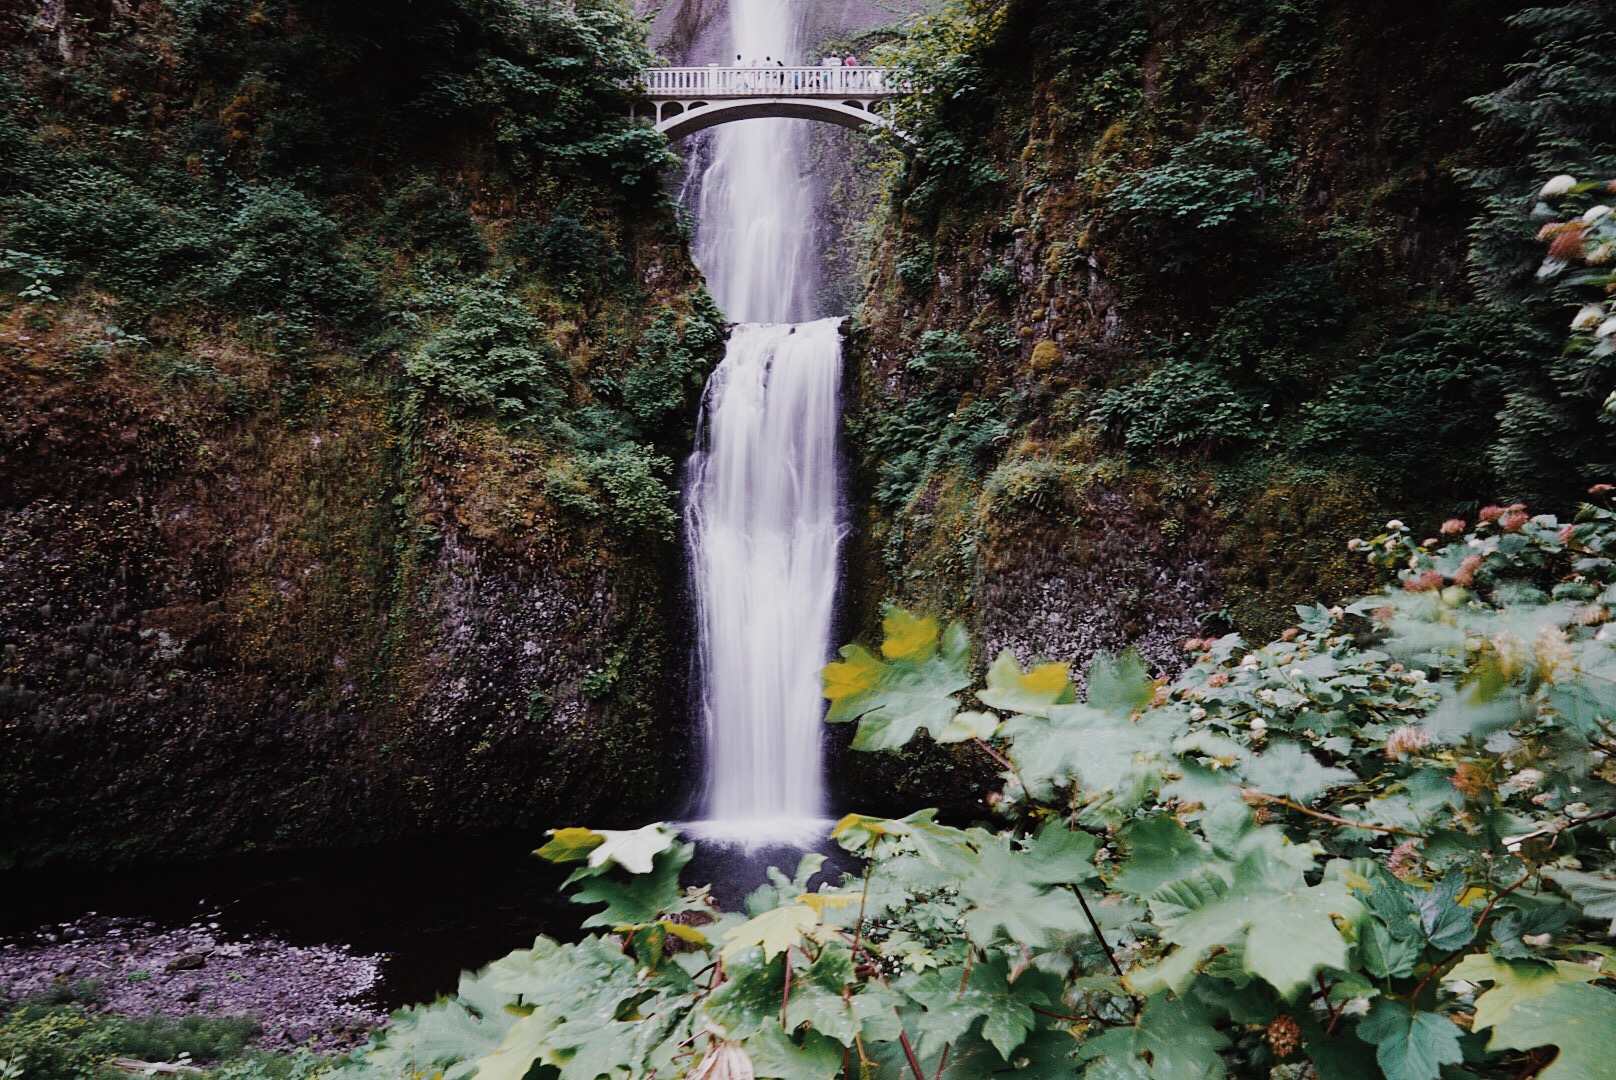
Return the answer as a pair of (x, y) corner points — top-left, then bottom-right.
(653, 97), (888, 139)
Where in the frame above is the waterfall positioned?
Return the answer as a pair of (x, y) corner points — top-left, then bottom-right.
(691, 0), (818, 324)
(681, 0), (843, 844)
(685, 321), (843, 842)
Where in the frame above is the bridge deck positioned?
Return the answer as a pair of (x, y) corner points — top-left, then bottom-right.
(642, 66), (896, 99)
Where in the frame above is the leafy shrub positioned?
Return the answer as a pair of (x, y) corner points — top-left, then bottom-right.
(1090, 358), (1269, 455)
(1202, 264), (1349, 388)
(505, 205), (619, 294)
(894, 241), (935, 294)
(404, 278), (561, 423)
(0, 249), (66, 302)
(864, 332), (1013, 511)
(1464, 4), (1616, 499)
(1, 163), (215, 311)
(0, 1005), (118, 1080)
(1109, 128), (1294, 230)
(210, 1049), (326, 1080)
(378, 178), (488, 271)
(978, 260), (1016, 298)
(583, 445), (680, 542)
(1492, 171), (1616, 492)
(108, 1013), (257, 1063)
(542, 444), (680, 542)
(1292, 306), (1529, 486)
(342, 495), (1616, 1079)
(620, 298), (725, 438)
(215, 186), (376, 331)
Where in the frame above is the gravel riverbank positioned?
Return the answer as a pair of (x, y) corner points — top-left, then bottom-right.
(0, 916), (387, 1052)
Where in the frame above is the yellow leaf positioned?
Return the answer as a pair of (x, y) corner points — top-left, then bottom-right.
(1458, 885), (1490, 907)
(832, 813), (890, 839)
(535, 827), (604, 864)
(976, 650), (1075, 716)
(800, 892), (860, 915)
(882, 608), (939, 662)
(823, 645), (883, 708)
(1451, 953), (1601, 1035)
(665, 922), (710, 945)
(1024, 662), (1073, 695)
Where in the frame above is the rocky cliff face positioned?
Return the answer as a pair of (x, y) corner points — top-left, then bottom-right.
(0, 274), (707, 869)
(831, 0), (1535, 811)
(0, 0), (716, 868)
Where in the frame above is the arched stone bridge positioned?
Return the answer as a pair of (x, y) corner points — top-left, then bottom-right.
(636, 66), (899, 139)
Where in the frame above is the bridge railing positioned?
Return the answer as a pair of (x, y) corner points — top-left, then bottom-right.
(642, 66), (896, 97)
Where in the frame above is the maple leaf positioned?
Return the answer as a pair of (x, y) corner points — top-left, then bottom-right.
(935, 709), (1001, 743)
(587, 824), (676, 874)
(1144, 871), (1364, 1000)
(721, 904), (818, 961)
(881, 607), (941, 661)
(1545, 868), (1616, 932)
(904, 957), (1049, 1060)
(1078, 989), (1231, 1079)
(975, 650), (1075, 716)
(1451, 953), (1616, 1078)
(1354, 1000), (1463, 1080)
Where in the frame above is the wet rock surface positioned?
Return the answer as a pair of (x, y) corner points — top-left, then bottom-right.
(0, 917), (386, 1051)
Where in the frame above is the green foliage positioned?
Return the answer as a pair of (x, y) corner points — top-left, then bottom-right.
(894, 241), (935, 294)
(874, 0), (1013, 215)
(0, 249), (66, 302)
(544, 445), (680, 541)
(1465, 3), (1616, 498)
(0, 1006), (118, 1080)
(505, 204), (620, 296)
(344, 495), (1616, 1079)
(110, 1013), (257, 1064)
(378, 178), (489, 272)
(0, 1003), (260, 1079)
(214, 186), (377, 332)
(404, 277), (561, 423)
(1090, 358), (1269, 456)
(167, 0), (670, 188)
(619, 296), (725, 440)
(584, 446), (681, 542)
(1290, 306), (1530, 487)
(1109, 129), (1295, 231)
(861, 331), (1012, 512)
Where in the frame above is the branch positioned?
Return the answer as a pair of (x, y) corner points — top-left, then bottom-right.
(850, 859), (874, 956)
(781, 947), (793, 1030)
(1241, 789), (1427, 838)
(1504, 806), (1616, 850)
(1474, 868), (1535, 931)
(898, 1029), (928, 1080)
(1071, 883), (1128, 979)
(972, 735), (1030, 797)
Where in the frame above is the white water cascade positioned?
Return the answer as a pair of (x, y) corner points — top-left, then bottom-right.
(689, 0), (819, 322)
(682, 0), (844, 845)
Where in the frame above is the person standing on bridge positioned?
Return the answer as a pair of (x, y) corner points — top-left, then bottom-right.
(844, 54), (861, 90)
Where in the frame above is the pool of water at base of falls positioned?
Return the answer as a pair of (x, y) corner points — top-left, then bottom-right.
(0, 832), (861, 1010)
